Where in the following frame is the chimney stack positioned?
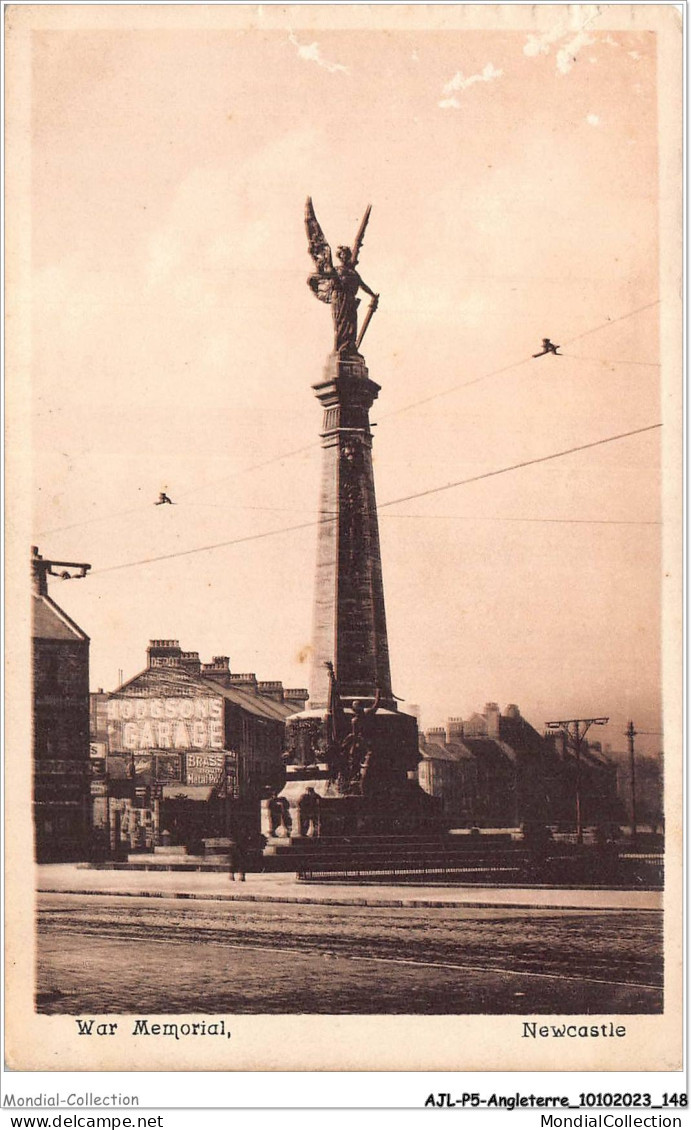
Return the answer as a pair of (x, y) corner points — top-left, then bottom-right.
(147, 640), (182, 669)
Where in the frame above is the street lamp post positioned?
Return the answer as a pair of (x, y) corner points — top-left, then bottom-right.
(626, 720), (637, 845)
(546, 717), (609, 843)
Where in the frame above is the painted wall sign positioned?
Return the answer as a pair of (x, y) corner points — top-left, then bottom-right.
(133, 754), (153, 780)
(155, 753), (183, 782)
(105, 755), (129, 780)
(185, 753), (225, 786)
(107, 695), (224, 752)
(223, 753), (239, 798)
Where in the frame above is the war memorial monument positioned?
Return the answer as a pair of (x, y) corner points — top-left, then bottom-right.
(270, 200), (441, 846)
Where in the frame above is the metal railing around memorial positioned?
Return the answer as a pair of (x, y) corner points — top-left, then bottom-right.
(295, 845), (664, 888)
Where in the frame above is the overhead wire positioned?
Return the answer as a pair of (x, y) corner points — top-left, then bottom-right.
(560, 354), (660, 367)
(382, 513), (661, 526)
(88, 421), (662, 577)
(40, 503), (156, 538)
(376, 298), (661, 422)
(36, 297), (661, 538)
(36, 445), (321, 537)
(561, 298), (660, 346)
(42, 496), (663, 527)
(172, 440), (318, 503)
(376, 423), (662, 511)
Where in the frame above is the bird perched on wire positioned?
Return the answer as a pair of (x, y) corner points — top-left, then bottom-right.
(532, 338), (562, 358)
(155, 492), (175, 505)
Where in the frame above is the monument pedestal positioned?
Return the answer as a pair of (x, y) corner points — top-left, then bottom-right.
(273, 705), (445, 849)
(263, 786), (442, 846)
(312, 785), (442, 838)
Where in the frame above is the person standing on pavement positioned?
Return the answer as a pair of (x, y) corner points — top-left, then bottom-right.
(227, 836), (246, 882)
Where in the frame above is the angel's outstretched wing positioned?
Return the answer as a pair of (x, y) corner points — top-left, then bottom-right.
(305, 197), (335, 304)
(305, 197), (333, 272)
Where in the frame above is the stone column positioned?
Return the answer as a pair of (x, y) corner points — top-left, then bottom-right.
(309, 354), (394, 710)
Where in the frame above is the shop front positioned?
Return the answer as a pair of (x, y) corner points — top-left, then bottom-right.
(90, 643), (297, 858)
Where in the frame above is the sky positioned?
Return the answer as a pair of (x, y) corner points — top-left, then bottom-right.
(26, 6), (669, 754)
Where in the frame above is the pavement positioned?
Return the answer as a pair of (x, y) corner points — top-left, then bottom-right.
(36, 864), (663, 911)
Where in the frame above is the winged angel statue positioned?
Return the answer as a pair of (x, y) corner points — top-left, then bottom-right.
(305, 197), (379, 357)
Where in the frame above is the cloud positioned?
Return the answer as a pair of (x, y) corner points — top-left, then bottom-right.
(586, 113), (601, 126)
(288, 32), (348, 74)
(524, 24), (566, 58)
(523, 6), (601, 74)
(556, 29), (596, 75)
(438, 62), (502, 108)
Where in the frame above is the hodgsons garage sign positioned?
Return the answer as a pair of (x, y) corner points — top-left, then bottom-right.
(107, 696), (225, 752)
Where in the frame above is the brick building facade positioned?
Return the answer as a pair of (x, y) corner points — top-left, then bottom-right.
(90, 640), (307, 855)
(33, 583), (91, 861)
(419, 702), (623, 831)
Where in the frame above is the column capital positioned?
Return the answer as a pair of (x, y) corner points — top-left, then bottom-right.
(312, 375), (381, 411)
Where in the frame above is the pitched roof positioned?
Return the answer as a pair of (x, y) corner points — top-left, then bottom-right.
(203, 677), (296, 722)
(116, 665), (212, 695)
(461, 737), (517, 765)
(32, 593), (89, 643)
(111, 666), (295, 725)
(445, 740), (475, 761)
(419, 742), (458, 763)
(419, 738), (473, 763)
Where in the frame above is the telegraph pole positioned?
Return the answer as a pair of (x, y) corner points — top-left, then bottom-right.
(626, 720), (637, 844)
(32, 546), (91, 594)
(545, 717), (609, 843)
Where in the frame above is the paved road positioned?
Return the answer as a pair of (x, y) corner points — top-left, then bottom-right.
(36, 891), (663, 1016)
(37, 864), (663, 910)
